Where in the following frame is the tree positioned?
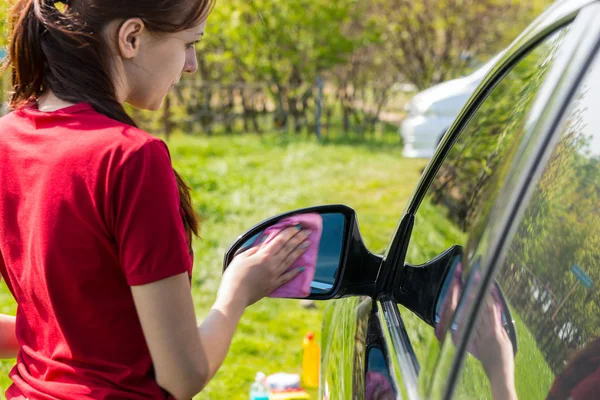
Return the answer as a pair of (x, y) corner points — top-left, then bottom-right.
(371, 0), (552, 90)
(197, 0), (360, 132)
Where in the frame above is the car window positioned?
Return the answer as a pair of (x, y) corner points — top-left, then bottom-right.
(452, 37), (600, 400)
(365, 324), (397, 400)
(399, 26), (571, 397)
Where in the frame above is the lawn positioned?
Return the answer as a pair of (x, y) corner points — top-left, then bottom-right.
(0, 133), (428, 399)
(452, 308), (555, 399)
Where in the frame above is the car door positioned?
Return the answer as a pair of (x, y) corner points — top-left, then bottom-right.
(372, 1), (600, 399)
(442, 6), (600, 400)
(439, 42), (600, 400)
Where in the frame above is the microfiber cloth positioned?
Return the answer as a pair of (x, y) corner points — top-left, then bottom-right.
(250, 213), (323, 298)
(365, 371), (394, 400)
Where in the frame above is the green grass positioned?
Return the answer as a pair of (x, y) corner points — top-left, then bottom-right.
(452, 309), (555, 399)
(0, 133), (428, 399)
(511, 311), (555, 397)
(403, 302), (556, 400)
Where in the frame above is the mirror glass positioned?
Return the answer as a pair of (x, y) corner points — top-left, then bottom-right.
(434, 251), (518, 355)
(233, 212), (346, 296)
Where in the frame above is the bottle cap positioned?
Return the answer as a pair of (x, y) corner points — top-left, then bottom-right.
(255, 372), (266, 382)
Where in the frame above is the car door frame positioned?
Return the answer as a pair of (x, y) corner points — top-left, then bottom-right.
(370, 1), (600, 399)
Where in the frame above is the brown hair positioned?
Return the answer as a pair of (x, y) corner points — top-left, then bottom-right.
(547, 337), (600, 399)
(2, 0), (214, 249)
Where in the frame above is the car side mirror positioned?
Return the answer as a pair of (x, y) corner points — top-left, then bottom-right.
(396, 245), (518, 355)
(223, 205), (381, 300)
(395, 246), (464, 326)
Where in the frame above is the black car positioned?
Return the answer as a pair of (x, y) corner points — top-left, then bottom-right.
(225, 0), (600, 398)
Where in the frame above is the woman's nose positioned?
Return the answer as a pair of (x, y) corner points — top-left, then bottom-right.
(184, 50), (198, 74)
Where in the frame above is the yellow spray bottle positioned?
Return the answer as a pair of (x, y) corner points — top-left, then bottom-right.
(302, 332), (320, 389)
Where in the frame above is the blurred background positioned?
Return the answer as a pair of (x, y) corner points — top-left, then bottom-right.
(0, 0), (553, 398)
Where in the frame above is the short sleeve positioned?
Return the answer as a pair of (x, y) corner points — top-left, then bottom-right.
(112, 139), (192, 286)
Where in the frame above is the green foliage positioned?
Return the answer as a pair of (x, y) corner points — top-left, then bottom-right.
(371, 0), (554, 90)
(0, 0), (557, 131)
(186, 0), (556, 133)
(198, 0), (361, 112)
(0, 2), (7, 48)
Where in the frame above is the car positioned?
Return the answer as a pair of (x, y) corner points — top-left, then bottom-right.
(399, 51), (504, 159)
(225, 0), (600, 398)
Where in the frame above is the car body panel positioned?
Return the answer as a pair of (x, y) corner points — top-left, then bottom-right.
(443, 5), (600, 399)
(377, 299), (419, 399)
(320, 296), (371, 400)
(400, 21), (582, 398)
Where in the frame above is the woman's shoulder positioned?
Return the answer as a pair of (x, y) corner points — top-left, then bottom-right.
(70, 104), (169, 162)
(2, 102), (169, 168)
(82, 106), (159, 145)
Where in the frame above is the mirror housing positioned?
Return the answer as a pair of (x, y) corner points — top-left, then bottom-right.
(395, 245), (463, 326)
(223, 204), (382, 300)
(396, 245), (518, 355)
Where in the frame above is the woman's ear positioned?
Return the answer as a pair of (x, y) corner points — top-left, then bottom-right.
(117, 18), (146, 59)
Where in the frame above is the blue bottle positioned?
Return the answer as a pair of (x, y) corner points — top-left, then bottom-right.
(249, 372), (270, 400)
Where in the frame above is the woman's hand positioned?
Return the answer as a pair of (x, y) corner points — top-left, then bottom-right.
(218, 226), (312, 307)
(472, 295), (517, 400)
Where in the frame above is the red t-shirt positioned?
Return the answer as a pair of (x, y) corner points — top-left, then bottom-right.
(0, 103), (193, 399)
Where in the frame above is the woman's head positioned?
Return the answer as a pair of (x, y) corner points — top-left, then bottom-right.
(3, 0), (214, 248)
(5, 0), (212, 110)
(107, 17), (206, 110)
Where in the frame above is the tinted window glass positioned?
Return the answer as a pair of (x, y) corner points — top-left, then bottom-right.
(399, 28), (570, 396)
(453, 38), (600, 400)
(365, 346), (396, 400)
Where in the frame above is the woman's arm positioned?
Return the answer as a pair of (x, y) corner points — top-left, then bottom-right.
(0, 314), (19, 359)
(131, 226), (309, 400)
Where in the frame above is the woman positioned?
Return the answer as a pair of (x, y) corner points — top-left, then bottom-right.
(0, 0), (310, 399)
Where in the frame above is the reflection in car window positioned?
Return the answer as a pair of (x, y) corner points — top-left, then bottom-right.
(399, 27), (570, 397)
(366, 346), (396, 400)
(453, 40), (600, 400)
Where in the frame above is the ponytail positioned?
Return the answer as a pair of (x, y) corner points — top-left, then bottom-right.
(4, 0), (46, 106)
(3, 0), (201, 249)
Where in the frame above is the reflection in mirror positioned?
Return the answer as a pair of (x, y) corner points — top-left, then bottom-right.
(434, 251), (463, 341)
(434, 252), (518, 356)
(234, 212), (346, 297)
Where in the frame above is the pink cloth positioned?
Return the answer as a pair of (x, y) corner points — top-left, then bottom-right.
(251, 213), (323, 298)
(365, 371), (394, 400)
